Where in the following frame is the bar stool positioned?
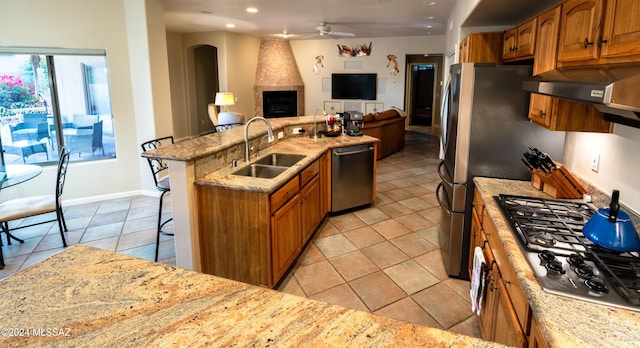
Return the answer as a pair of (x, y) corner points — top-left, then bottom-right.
(141, 136), (174, 261)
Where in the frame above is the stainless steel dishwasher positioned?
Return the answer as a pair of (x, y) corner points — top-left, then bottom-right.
(331, 144), (375, 212)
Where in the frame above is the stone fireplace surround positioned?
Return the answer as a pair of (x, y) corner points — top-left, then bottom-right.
(253, 39), (305, 117)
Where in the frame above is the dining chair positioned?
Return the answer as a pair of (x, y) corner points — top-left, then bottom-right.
(0, 147), (71, 269)
(140, 136), (174, 262)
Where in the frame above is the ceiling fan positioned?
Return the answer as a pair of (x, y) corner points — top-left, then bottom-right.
(308, 22), (355, 39)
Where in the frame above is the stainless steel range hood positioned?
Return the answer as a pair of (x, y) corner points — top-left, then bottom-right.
(522, 64), (640, 128)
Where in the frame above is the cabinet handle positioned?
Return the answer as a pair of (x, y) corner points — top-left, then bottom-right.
(503, 279), (511, 285)
(597, 37), (608, 47)
(583, 38), (594, 49)
(538, 110), (546, 118)
(482, 240), (489, 249)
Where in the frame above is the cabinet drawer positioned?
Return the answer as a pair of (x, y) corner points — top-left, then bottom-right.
(300, 159), (320, 187)
(483, 210), (531, 334)
(271, 177), (300, 212)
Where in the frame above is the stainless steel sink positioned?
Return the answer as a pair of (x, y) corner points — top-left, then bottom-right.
(232, 164), (288, 179)
(254, 153), (305, 167)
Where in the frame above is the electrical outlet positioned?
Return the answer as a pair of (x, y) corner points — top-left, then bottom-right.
(293, 127), (303, 134)
(591, 152), (600, 172)
(277, 131), (284, 139)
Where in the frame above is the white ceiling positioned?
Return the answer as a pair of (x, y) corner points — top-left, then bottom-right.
(163, 0), (561, 39)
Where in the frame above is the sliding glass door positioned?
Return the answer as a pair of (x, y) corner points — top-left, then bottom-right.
(0, 50), (116, 166)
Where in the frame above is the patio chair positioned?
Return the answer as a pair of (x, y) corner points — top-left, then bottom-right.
(141, 136), (174, 261)
(0, 147), (71, 269)
(75, 120), (104, 157)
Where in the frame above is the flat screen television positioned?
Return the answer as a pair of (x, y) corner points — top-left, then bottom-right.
(331, 73), (377, 100)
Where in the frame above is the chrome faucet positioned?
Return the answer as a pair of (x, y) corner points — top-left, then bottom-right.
(310, 107), (326, 139)
(244, 116), (274, 162)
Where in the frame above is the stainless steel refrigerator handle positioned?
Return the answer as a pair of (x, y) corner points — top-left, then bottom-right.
(437, 161), (454, 187)
(333, 148), (373, 156)
(435, 182), (452, 215)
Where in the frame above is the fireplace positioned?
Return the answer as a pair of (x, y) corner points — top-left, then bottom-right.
(263, 91), (297, 118)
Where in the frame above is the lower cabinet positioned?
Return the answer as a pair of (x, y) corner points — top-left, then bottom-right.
(197, 153), (329, 288)
(271, 191), (301, 282)
(471, 188), (545, 348)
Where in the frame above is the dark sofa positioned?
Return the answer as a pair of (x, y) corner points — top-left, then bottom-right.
(360, 108), (406, 159)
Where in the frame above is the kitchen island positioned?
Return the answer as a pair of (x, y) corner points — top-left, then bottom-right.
(473, 177), (640, 347)
(0, 245), (498, 347)
(142, 116), (378, 274)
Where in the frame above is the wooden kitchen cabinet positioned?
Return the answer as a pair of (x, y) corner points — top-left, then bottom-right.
(319, 150), (331, 216)
(300, 160), (322, 244)
(529, 3), (612, 133)
(459, 32), (503, 64)
(271, 188), (301, 283)
(529, 94), (612, 132)
(558, 0), (640, 65)
(197, 156), (325, 288)
(502, 28), (518, 61)
(270, 176), (302, 282)
(533, 5), (561, 75)
(470, 188), (532, 347)
(528, 316), (549, 348)
(503, 18), (537, 62)
(600, 0), (640, 61)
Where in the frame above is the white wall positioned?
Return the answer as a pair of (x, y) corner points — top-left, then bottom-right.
(563, 125), (640, 214)
(0, 0), (170, 202)
(290, 36), (445, 115)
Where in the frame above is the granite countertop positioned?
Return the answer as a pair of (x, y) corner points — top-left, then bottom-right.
(142, 116), (331, 162)
(473, 177), (640, 348)
(0, 245), (500, 347)
(197, 134), (377, 193)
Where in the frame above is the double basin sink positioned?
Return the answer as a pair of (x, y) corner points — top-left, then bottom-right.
(232, 153), (306, 179)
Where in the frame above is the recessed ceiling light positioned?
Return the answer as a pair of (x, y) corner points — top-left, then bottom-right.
(226, 23), (235, 28)
(200, 10), (212, 14)
(246, 7), (258, 13)
(424, 16), (434, 20)
(424, 1), (437, 5)
(426, 25), (432, 29)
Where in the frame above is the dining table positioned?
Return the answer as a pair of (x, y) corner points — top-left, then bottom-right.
(0, 163), (43, 190)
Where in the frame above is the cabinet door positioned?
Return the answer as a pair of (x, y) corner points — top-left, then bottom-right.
(557, 0), (605, 63)
(503, 28), (518, 61)
(494, 277), (528, 348)
(271, 194), (301, 282)
(516, 18), (538, 59)
(301, 175), (321, 244)
(529, 316), (549, 348)
(533, 5), (562, 75)
(600, 0), (640, 60)
(528, 94), (553, 128)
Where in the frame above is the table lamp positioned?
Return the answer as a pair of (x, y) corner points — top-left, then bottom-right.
(213, 92), (243, 125)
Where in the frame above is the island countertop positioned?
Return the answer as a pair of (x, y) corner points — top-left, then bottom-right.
(0, 245), (499, 347)
(473, 177), (640, 348)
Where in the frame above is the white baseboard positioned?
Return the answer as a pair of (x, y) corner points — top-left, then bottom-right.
(63, 189), (160, 206)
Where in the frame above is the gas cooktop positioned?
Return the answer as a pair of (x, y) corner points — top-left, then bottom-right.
(496, 194), (640, 312)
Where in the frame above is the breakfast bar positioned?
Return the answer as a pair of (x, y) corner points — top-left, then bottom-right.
(0, 245), (497, 347)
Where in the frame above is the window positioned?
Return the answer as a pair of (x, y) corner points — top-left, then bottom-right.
(0, 48), (116, 166)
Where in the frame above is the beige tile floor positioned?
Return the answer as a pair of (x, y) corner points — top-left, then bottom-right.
(0, 125), (480, 338)
(276, 126), (480, 337)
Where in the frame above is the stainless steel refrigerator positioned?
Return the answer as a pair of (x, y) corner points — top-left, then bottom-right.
(436, 63), (565, 279)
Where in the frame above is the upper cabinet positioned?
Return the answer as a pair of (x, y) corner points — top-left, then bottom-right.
(459, 32), (503, 64)
(600, 0), (640, 60)
(558, 0), (640, 65)
(502, 18), (538, 62)
(533, 5), (562, 75)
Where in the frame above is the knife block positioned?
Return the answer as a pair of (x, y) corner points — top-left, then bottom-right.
(530, 163), (586, 199)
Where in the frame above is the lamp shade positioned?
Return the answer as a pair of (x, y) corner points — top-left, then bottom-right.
(214, 92), (235, 106)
